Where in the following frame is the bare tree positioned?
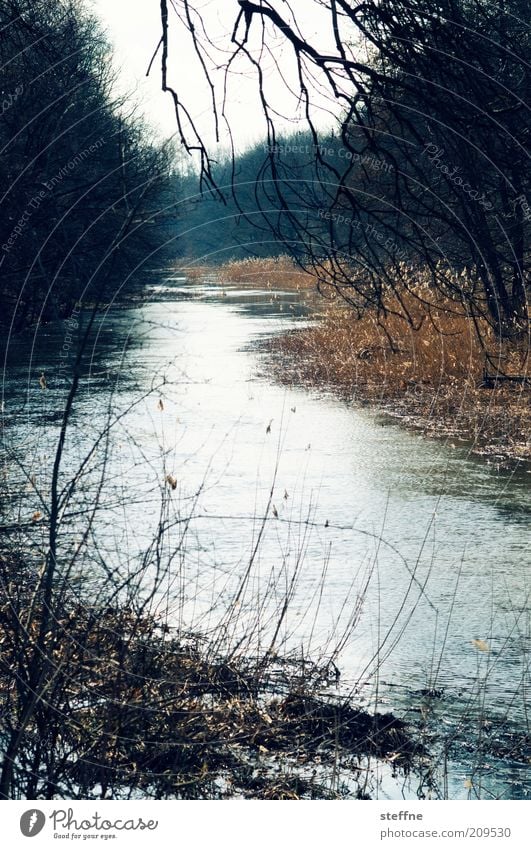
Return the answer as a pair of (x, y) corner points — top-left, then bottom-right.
(0, 0), (174, 330)
(156, 0), (530, 342)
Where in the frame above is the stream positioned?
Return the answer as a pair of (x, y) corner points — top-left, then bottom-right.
(2, 274), (530, 800)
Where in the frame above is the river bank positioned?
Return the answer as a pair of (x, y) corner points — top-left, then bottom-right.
(2, 273), (529, 799)
(181, 258), (530, 465)
(0, 556), (422, 799)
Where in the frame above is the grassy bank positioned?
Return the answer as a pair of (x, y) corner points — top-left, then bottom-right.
(189, 257), (529, 463)
(179, 256), (321, 307)
(0, 558), (421, 799)
(0, 282), (427, 800)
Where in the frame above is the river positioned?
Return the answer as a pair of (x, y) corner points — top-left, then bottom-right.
(2, 274), (530, 800)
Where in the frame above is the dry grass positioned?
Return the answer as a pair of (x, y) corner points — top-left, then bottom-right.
(216, 256), (312, 290)
(178, 255), (317, 294)
(175, 261), (216, 281)
(0, 572), (421, 799)
(177, 255), (529, 460)
(263, 271), (530, 462)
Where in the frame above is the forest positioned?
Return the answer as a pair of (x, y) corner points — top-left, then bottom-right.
(0, 0), (529, 807)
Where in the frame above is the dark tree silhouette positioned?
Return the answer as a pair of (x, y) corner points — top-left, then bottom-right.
(157, 0), (530, 341)
(0, 0), (175, 331)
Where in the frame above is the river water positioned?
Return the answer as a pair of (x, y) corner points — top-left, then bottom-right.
(2, 276), (530, 799)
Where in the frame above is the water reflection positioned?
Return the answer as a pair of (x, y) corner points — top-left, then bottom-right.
(2, 277), (529, 799)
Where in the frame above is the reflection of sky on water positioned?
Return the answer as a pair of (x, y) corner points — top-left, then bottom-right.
(2, 281), (529, 799)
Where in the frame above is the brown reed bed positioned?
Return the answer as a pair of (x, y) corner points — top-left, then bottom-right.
(267, 301), (528, 461)
(215, 256), (311, 291)
(177, 256), (320, 300)
(0, 582), (422, 800)
(176, 256), (529, 461)
(215, 262), (529, 463)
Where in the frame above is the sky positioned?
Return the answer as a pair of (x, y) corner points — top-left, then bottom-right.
(90, 0), (339, 154)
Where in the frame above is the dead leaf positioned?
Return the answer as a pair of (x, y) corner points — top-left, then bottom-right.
(165, 474), (177, 490)
(472, 639), (490, 652)
(157, 398), (164, 411)
(39, 373), (47, 390)
(32, 511), (42, 522)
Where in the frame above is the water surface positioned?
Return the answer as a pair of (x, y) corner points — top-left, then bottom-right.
(2, 276), (529, 799)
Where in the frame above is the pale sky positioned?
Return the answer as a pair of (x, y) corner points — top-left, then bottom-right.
(90, 0), (339, 154)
